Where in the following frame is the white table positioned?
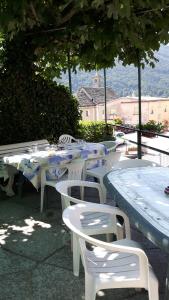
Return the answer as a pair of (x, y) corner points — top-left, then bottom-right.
(1, 142), (112, 195)
(104, 166), (169, 300)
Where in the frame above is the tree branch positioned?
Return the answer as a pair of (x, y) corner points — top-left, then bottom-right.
(30, 2), (39, 22)
(60, 7), (77, 25)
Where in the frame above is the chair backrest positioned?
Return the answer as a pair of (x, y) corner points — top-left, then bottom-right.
(56, 179), (104, 209)
(67, 159), (85, 180)
(160, 152), (169, 167)
(58, 134), (77, 144)
(104, 151), (121, 171)
(63, 203), (148, 278)
(41, 159), (85, 185)
(84, 151), (121, 173)
(113, 158), (160, 169)
(99, 141), (117, 151)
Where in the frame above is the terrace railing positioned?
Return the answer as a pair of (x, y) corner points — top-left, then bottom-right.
(114, 124), (169, 166)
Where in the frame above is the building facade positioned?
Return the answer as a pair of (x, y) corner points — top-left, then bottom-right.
(76, 73), (169, 125)
(76, 72), (118, 122)
(119, 96), (169, 125)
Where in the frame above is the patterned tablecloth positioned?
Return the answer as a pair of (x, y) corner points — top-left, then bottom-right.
(1, 142), (110, 189)
(104, 166), (169, 253)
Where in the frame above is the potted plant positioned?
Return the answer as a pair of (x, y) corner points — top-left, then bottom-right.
(139, 120), (164, 138)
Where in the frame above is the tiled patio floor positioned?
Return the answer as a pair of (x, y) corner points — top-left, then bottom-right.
(0, 180), (167, 300)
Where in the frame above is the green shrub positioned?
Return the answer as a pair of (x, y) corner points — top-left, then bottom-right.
(138, 120), (164, 133)
(0, 76), (81, 145)
(0, 35), (81, 145)
(113, 117), (123, 125)
(78, 121), (114, 142)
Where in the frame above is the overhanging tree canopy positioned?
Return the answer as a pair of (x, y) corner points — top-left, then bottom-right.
(1, 0), (169, 74)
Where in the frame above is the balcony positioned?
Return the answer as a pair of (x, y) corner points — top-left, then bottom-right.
(0, 182), (166, 299)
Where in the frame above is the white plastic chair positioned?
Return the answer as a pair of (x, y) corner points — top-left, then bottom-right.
(113, 158), (160, 169)
(56, 180), (131, 276)
(99, 140), (117, 151)
(40, 159), (84, 212)
(63, 203), (159, 300)
(58, 134), (77, 144)
(85, 151), (121, 201)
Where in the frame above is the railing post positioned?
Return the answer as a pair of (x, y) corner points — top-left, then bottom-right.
(67, 51), (72, 94)
(137, 53), (142, 159)
(103, 68), (108, 136)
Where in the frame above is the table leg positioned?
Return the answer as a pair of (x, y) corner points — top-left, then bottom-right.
(0, 174), (15, 196)
(0, 165), (17, 197)
(165, 262), (169, 300)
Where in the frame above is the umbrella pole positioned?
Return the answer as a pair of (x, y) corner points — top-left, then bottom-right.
(137, 55), (142, 159)
(103, 68), (108, 134)
(68, 51), (72, 94)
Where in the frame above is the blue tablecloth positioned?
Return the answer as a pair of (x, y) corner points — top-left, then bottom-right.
(2, 142), (110, 189)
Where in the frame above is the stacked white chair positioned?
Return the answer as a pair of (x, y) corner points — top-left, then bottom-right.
(85, 151), (121, 201)
(99, 140), (117, 151)
(40, 159), (84, 212)
(56, 180), (131, 276)
(58, 134), (77, 144)
(113, 158), (160, 169)
(63, 203), (159, 300)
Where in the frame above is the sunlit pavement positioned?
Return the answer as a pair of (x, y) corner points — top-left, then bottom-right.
(0, 180), (166, 300)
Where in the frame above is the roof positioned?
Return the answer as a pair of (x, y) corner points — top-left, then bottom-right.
(121, 96), (169, 103)
(76, 87), (117, 107)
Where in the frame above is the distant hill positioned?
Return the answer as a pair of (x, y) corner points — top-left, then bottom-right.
(56, 45), (169, 97)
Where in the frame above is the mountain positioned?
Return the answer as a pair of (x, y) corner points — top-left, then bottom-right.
(56, 45), (169, 98)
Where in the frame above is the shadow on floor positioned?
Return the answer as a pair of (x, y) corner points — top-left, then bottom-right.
(0, 181), (166, 299)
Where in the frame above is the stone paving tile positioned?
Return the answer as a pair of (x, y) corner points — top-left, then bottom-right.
(131, 226), (168, 294)
(32, 263), (85, 300)
(0, 271), (32, 300)
(0, 200), (36, 223)
(40, 209), (63, 225)
(14, 193), (41, 211)
(44, 244), (73, 272)
(32, 263), (152, 300)
(0, 182), (166, 299)
(0, 247), (36, 276)
(1, 222), (69, 261)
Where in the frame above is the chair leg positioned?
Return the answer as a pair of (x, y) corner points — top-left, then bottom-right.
(100, 179), (107, 203)
(80, 186), (84, 200)
(148, 272), (159, 300)
(17, 172), (25, 198)
(40, 185), (45, 213)
(73, 233), (80, 277)
(70, 231), (73, 252)
(116, 223), (124, 240)
(85, 276), (96, 300)
(106, 233), (112, 242)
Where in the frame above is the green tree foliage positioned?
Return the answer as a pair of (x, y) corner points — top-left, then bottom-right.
(78, 121), (114, 142)
(0, 36), (81, 145)
(57, 45), (169, 97)
(1, 0), (169, 75)
(141, 120), (164, 133)
(0, 1), (169, 146)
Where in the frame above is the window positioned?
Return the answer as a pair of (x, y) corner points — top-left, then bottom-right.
(86, 111), (89, 117)
(164, 107), (167, 112)
(150, 109), (154, 114)
(133, 106), (138, 115)
(102, 110), (104, 115)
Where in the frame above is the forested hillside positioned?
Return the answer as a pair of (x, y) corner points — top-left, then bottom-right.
(56, 45), (169, 97)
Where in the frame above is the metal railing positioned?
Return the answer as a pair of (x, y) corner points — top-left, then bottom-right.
(114, 124), (169, 161)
